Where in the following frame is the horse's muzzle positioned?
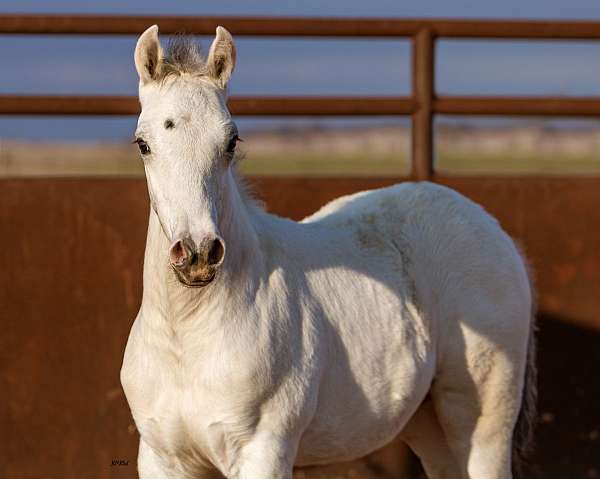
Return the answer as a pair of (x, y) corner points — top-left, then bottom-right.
(169, 235), (225, 287)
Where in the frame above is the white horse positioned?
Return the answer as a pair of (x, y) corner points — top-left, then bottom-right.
(121, 25), (536, 479)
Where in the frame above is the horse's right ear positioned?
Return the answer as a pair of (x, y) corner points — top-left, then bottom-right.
(134, 25), (163, 84)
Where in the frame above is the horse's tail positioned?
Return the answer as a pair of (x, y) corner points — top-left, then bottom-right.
(512, 270), (538, 478)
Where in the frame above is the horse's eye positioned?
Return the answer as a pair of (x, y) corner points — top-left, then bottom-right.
(226, 135), (240, 154)
(136, 139), (151, 155)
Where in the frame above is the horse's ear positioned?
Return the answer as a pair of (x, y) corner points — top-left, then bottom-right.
(134, 25), (163, 84)
(207, 26), (236, 89)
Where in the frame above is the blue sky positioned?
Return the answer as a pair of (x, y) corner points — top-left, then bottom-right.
(2, 0), (600, 139)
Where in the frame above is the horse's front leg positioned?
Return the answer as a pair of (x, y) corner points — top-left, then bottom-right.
(231, 433), (297, 479)
(138, 439), (171, 479)
(138, 439), (224, 479)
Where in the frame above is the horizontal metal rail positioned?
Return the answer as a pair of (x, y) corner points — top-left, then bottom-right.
(434, 97), (600, 117)
(0, 95), (415, 116)
(2, 14), (600, 39)
(3, 94), (600, 118)
(2, 14), (600, 180)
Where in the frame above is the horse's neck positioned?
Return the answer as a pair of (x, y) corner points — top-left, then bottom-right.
(141, 175), (263, 324)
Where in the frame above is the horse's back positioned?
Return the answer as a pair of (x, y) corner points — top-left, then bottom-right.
(303, 181), (529, 306)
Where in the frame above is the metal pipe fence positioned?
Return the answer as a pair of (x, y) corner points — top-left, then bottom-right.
(2, 14), (600, 179)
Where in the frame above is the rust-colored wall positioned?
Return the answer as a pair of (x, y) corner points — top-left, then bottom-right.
(1, 177), (599, 478)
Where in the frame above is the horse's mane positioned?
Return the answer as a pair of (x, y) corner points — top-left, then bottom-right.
(156, 35), (209, 82)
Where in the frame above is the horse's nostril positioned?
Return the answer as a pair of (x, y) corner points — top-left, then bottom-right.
(169, 239), (190, 268)
(207, 238), (225, 266)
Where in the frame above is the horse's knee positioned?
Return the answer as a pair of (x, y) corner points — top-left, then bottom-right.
(232, 433), (296, 479)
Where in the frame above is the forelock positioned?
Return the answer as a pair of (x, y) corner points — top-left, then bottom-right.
(156, 35), (208, 81)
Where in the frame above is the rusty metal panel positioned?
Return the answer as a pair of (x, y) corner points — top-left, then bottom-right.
(0, 179), (147, 479)
(2, 177), (599, 478)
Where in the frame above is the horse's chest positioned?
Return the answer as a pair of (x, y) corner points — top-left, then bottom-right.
(122, 346), (219, 471)
(123, 342), (259, 475)
(132, 376), (212, 467)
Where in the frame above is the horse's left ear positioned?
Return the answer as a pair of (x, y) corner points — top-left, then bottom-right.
(207, 26), (236, 89)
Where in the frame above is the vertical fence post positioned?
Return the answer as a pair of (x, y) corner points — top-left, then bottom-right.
(411, 28), (435, 181)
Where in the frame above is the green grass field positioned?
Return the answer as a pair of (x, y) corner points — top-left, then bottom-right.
(4, 153), (600, 178)
(2, 137), (600, 177)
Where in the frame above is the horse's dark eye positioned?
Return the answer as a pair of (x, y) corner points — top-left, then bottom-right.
(226, 135), (240, 154)
(136, 139), (151, 155)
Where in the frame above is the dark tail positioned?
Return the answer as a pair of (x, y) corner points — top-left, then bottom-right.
(512, 286), (538, 478)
